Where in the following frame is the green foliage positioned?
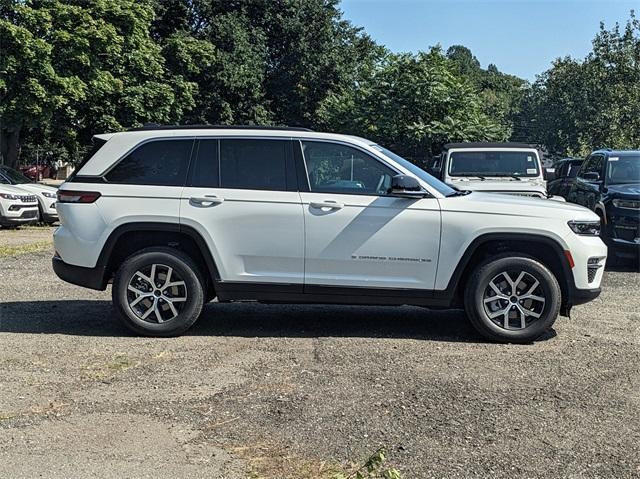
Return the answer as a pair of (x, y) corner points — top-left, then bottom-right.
(318, 48), (510, 161)
(518, 10), (640, 156)
(1, 0), (195, 166)
(4, 1), (637, 168)
(332, 448), (402, 479)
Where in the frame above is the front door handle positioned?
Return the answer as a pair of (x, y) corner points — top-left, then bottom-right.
(310, 200), (344, 210)
(189, 195), (224, 207)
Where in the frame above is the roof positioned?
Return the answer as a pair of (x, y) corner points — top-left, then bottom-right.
(127, 124), (313, 133)
(553, 158), (584, 164)
(443, 142), (537, 150)
(591, 149), (640, 156)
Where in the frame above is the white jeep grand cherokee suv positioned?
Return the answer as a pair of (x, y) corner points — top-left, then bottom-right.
(52, 126), (607, 342)
(0, 184), (39, 227)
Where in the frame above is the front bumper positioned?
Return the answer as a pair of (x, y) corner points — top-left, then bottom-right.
(570, 286), (601, 305)
(604, 207), (639, 254)
(0, 208), (39, 225)
(52, 255), (107, 290)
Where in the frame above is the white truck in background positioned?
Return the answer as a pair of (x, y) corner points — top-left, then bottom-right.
(429, 142), (555, 199)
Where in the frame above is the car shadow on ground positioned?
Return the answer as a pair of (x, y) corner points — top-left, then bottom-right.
(0, 300), (535, 343)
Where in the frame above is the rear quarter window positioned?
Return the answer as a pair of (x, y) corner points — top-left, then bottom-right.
(106, 139), (194, 186)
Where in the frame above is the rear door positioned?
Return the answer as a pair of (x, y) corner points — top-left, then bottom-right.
(297, 140), (441, 291)
(180, 137), (304, 287)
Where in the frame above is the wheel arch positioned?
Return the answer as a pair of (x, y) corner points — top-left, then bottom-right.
(96, 222), (220, 294)
(439, 233), (574, 314)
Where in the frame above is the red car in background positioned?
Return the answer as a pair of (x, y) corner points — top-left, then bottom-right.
(19, 163), (57, 181)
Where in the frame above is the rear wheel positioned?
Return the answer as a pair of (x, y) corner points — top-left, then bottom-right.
(464, 255), (561, 343)
(112, 247), (205, 336)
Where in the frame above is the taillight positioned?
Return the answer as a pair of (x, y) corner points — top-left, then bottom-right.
(57, 190), (101, 203)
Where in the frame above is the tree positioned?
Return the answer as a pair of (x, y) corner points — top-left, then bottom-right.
(152, 0), (381, 128)
(518, 11), (640, 156)
(318, 48), (510, 162)
(1, 0), (196, 166)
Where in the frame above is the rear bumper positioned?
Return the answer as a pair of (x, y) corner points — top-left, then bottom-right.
(52, 255), (107, 290)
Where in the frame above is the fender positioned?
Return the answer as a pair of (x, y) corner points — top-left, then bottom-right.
(594, 202), (607, 224)
(433, 232), (574, 304)
(96, 222), (221, 284)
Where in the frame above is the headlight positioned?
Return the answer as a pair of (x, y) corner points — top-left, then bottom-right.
(568, 220), (601, 236)
(42, 191), (57, 198)
(612, 199), (640, 210)
(0, 193), (19, 200)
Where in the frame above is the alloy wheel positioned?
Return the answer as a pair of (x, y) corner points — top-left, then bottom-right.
(126, 264), (187, 323)
(482, 270), (546, 330)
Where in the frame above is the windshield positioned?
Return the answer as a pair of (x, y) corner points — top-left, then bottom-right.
(0, 166), (32, 184)
(371, 145), (458, 196)
(606, 155), (640, 185)
(448, 150), (540, 177)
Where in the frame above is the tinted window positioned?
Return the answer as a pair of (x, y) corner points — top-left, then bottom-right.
(0, 166), (31, 184)
(220, 139), (288, 190)
(578, 155), (604, 179)
(606, 155), (640, 185)
(106, 139), (193, 186)
(190, 139), (219, 188)
(449, 151), (540, 177)
(302, 141), (395, 195)
(567, 162), (582, 178)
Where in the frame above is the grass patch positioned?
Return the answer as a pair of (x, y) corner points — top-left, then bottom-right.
(82, 354), (142, 381)
(0, 240), (52, 258)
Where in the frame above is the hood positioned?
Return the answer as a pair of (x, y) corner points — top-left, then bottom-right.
(606, 183), (640, 198)
(442, 191), (599, 222)
(0, 184), (39, 196)
(447, 178), (546, 194)
(16, 183), (58, 195)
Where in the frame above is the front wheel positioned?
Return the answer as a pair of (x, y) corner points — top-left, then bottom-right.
(464, 255), (561, 343)
(112, 247), (205, 336)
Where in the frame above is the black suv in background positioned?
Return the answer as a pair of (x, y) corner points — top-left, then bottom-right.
(547, 158), (583, 199)
(567, 150), (640, 263)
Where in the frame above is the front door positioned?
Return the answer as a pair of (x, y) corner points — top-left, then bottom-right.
(180, 138), (304, 287)
(297, 140), (441, 291)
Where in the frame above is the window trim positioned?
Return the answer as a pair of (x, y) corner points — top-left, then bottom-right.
(297, 138), (402, 197)
(185, 136), (299, 192)
(102, 137), (196, 186)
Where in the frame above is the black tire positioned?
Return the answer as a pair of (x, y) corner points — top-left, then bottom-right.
(112, 247), (205, 337)
(464, 255), (561, 343)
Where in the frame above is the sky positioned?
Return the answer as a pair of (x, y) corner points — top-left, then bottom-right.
(340, 0), (637, 80)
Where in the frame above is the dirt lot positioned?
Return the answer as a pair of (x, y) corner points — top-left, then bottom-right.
(0, 232), (639, 478)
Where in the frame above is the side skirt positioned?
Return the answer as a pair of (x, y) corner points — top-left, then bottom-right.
(214, 282), (453, 308)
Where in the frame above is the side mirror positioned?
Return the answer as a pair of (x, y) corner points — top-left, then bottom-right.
(389, 175), (426, 198)
(583, 172), (600, 182)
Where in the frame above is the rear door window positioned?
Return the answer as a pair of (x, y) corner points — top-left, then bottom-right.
(106, 139), (194, 186)
(189, 139), (220, 188)
(219, 139), (289, 191)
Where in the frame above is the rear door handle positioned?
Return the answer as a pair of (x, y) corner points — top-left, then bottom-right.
(310, 200), (344, 210)
(189, 195), (224, 207)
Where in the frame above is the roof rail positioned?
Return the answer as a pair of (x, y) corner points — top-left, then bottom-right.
(127, 124), (313, 132)
(443, 142), (537, 150)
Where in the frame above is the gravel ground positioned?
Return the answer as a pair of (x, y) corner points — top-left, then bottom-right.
(0, 247), (639, 478)
(0, 226), (55, 248)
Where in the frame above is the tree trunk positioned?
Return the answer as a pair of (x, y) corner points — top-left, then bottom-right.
(0, 127), (21, 168)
